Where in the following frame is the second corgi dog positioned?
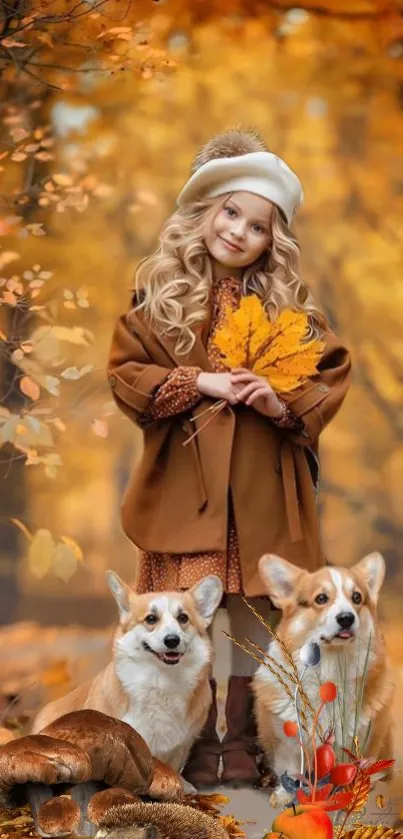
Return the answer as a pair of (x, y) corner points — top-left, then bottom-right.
(31, 572), (223, 774)
(253, 552), (394, 806)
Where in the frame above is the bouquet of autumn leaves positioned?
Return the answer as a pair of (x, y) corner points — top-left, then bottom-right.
(184, 295), (323, 445)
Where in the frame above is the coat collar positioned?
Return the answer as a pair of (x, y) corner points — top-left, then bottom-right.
(130, 300), (216, 372)
(131, 274), (242, 372)
(157, 322), (215, 372)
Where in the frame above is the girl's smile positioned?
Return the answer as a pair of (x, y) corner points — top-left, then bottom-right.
(218, 236), (244, 253)
(205, 191), (273, 278)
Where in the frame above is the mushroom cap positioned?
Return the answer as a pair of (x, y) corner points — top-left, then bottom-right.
(87, 788), (140, 826)
(0, 734), (91, 791)
(40, 710), (154, 793)
(38, 795), (81, 837)
(147, 759), (184, 802)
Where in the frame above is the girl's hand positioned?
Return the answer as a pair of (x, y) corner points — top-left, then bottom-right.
(230, 368), (285, 418)
(196, 372), (244, 405)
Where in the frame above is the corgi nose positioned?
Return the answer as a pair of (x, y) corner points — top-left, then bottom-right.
(164, 634), (180, 649)
(336, 612), (355, 629)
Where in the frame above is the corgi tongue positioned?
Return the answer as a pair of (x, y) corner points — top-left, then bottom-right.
(161, 651), (181, 664)
(337, 629), (353, 639)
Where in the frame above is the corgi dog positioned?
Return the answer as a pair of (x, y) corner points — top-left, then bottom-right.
(252, 552), (394, 806)
(31, 573), (223, 776)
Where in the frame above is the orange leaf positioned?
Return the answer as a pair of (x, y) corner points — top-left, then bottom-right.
(345, 773), (371, 812)
(53, 173), (74, 187)
(2, 290), (17, 306)
(35, 151), (54, 161)
(1, 38), (26, 47)
(0, 250), (20, 269)
(361, 758), (395, 777)
(20, 376), (40, 401)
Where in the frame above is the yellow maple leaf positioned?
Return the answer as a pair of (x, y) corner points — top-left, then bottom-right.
(212, 295), (324, 393)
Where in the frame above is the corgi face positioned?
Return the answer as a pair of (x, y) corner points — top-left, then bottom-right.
(106, 572), (223, 668)
(259, 552), (385, 651)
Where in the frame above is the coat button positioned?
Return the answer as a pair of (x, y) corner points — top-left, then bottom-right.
(109, 374), (117, 388)
(318, 384), (329, 393)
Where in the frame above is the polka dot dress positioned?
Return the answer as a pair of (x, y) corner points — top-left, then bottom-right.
(135, 275), (243, 595)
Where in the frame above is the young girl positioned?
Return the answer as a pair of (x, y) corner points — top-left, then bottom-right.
(107, 128), (351, 788)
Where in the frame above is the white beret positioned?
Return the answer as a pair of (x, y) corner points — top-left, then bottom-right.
(176, 151), (304, 226)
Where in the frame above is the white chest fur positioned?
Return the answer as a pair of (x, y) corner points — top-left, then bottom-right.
(116, 651), (207, 769)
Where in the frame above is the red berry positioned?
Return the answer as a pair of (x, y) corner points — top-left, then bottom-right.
(330, 762), (358, 786)
(316, 743), (336, 779)
(319, 681), (337, 703)
(283, 720), (298, 738)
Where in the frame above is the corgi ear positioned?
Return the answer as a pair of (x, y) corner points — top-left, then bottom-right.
(190, 575), (223, 625)
(106, 570), (131, 621)
(353, 552), (385, 602)
(259, 554), (303, 606)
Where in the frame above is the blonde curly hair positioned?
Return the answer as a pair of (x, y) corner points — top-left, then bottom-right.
(128, 193), (325, 356)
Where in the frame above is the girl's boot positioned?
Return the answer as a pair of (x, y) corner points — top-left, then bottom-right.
(221, 676), (261, 787)
(182, 678), (221, 788)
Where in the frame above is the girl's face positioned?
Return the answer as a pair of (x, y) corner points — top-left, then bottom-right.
(205, 191), (273, 278)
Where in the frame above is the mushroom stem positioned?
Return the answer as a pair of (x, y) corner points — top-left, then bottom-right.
(71, 781), (107, 836)
(24, 783), (54, 831)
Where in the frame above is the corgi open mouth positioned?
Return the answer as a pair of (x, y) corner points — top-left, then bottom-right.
(321, 629), (356, 644)
(142, 641), (183, 665)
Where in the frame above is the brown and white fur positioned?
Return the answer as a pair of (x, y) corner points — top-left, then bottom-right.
(31, 572), (223, 779)
(253, 552), (394, 806)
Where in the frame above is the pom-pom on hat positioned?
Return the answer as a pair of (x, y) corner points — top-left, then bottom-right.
(177, 127), (304, 226)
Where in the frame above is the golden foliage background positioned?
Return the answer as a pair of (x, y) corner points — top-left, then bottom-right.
(0, 0), (403, 623)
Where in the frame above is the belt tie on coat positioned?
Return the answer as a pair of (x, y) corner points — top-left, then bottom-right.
(280, 440), (303, 543)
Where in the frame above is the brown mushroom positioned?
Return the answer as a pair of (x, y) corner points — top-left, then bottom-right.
(0, 734), (91, 832)
(87, 788), (140, 826)
(147, 759), (184, 803)
(38, 795), (81, 837)
(40, 710), (154, 836)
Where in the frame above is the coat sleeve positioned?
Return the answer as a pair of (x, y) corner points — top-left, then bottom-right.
(279, 329), (352, 447)
(107, 314), (204, 426)
(107, 314), (175, 425)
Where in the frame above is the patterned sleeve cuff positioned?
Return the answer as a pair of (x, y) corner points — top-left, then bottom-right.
(271, 399), (306, 432)
(142, 365), (203, 422)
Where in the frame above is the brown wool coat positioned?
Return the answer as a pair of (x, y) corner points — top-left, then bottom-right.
(107, 306), (351, 596)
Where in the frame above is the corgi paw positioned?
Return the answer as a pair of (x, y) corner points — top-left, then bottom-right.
(269, 787), (294, 808)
